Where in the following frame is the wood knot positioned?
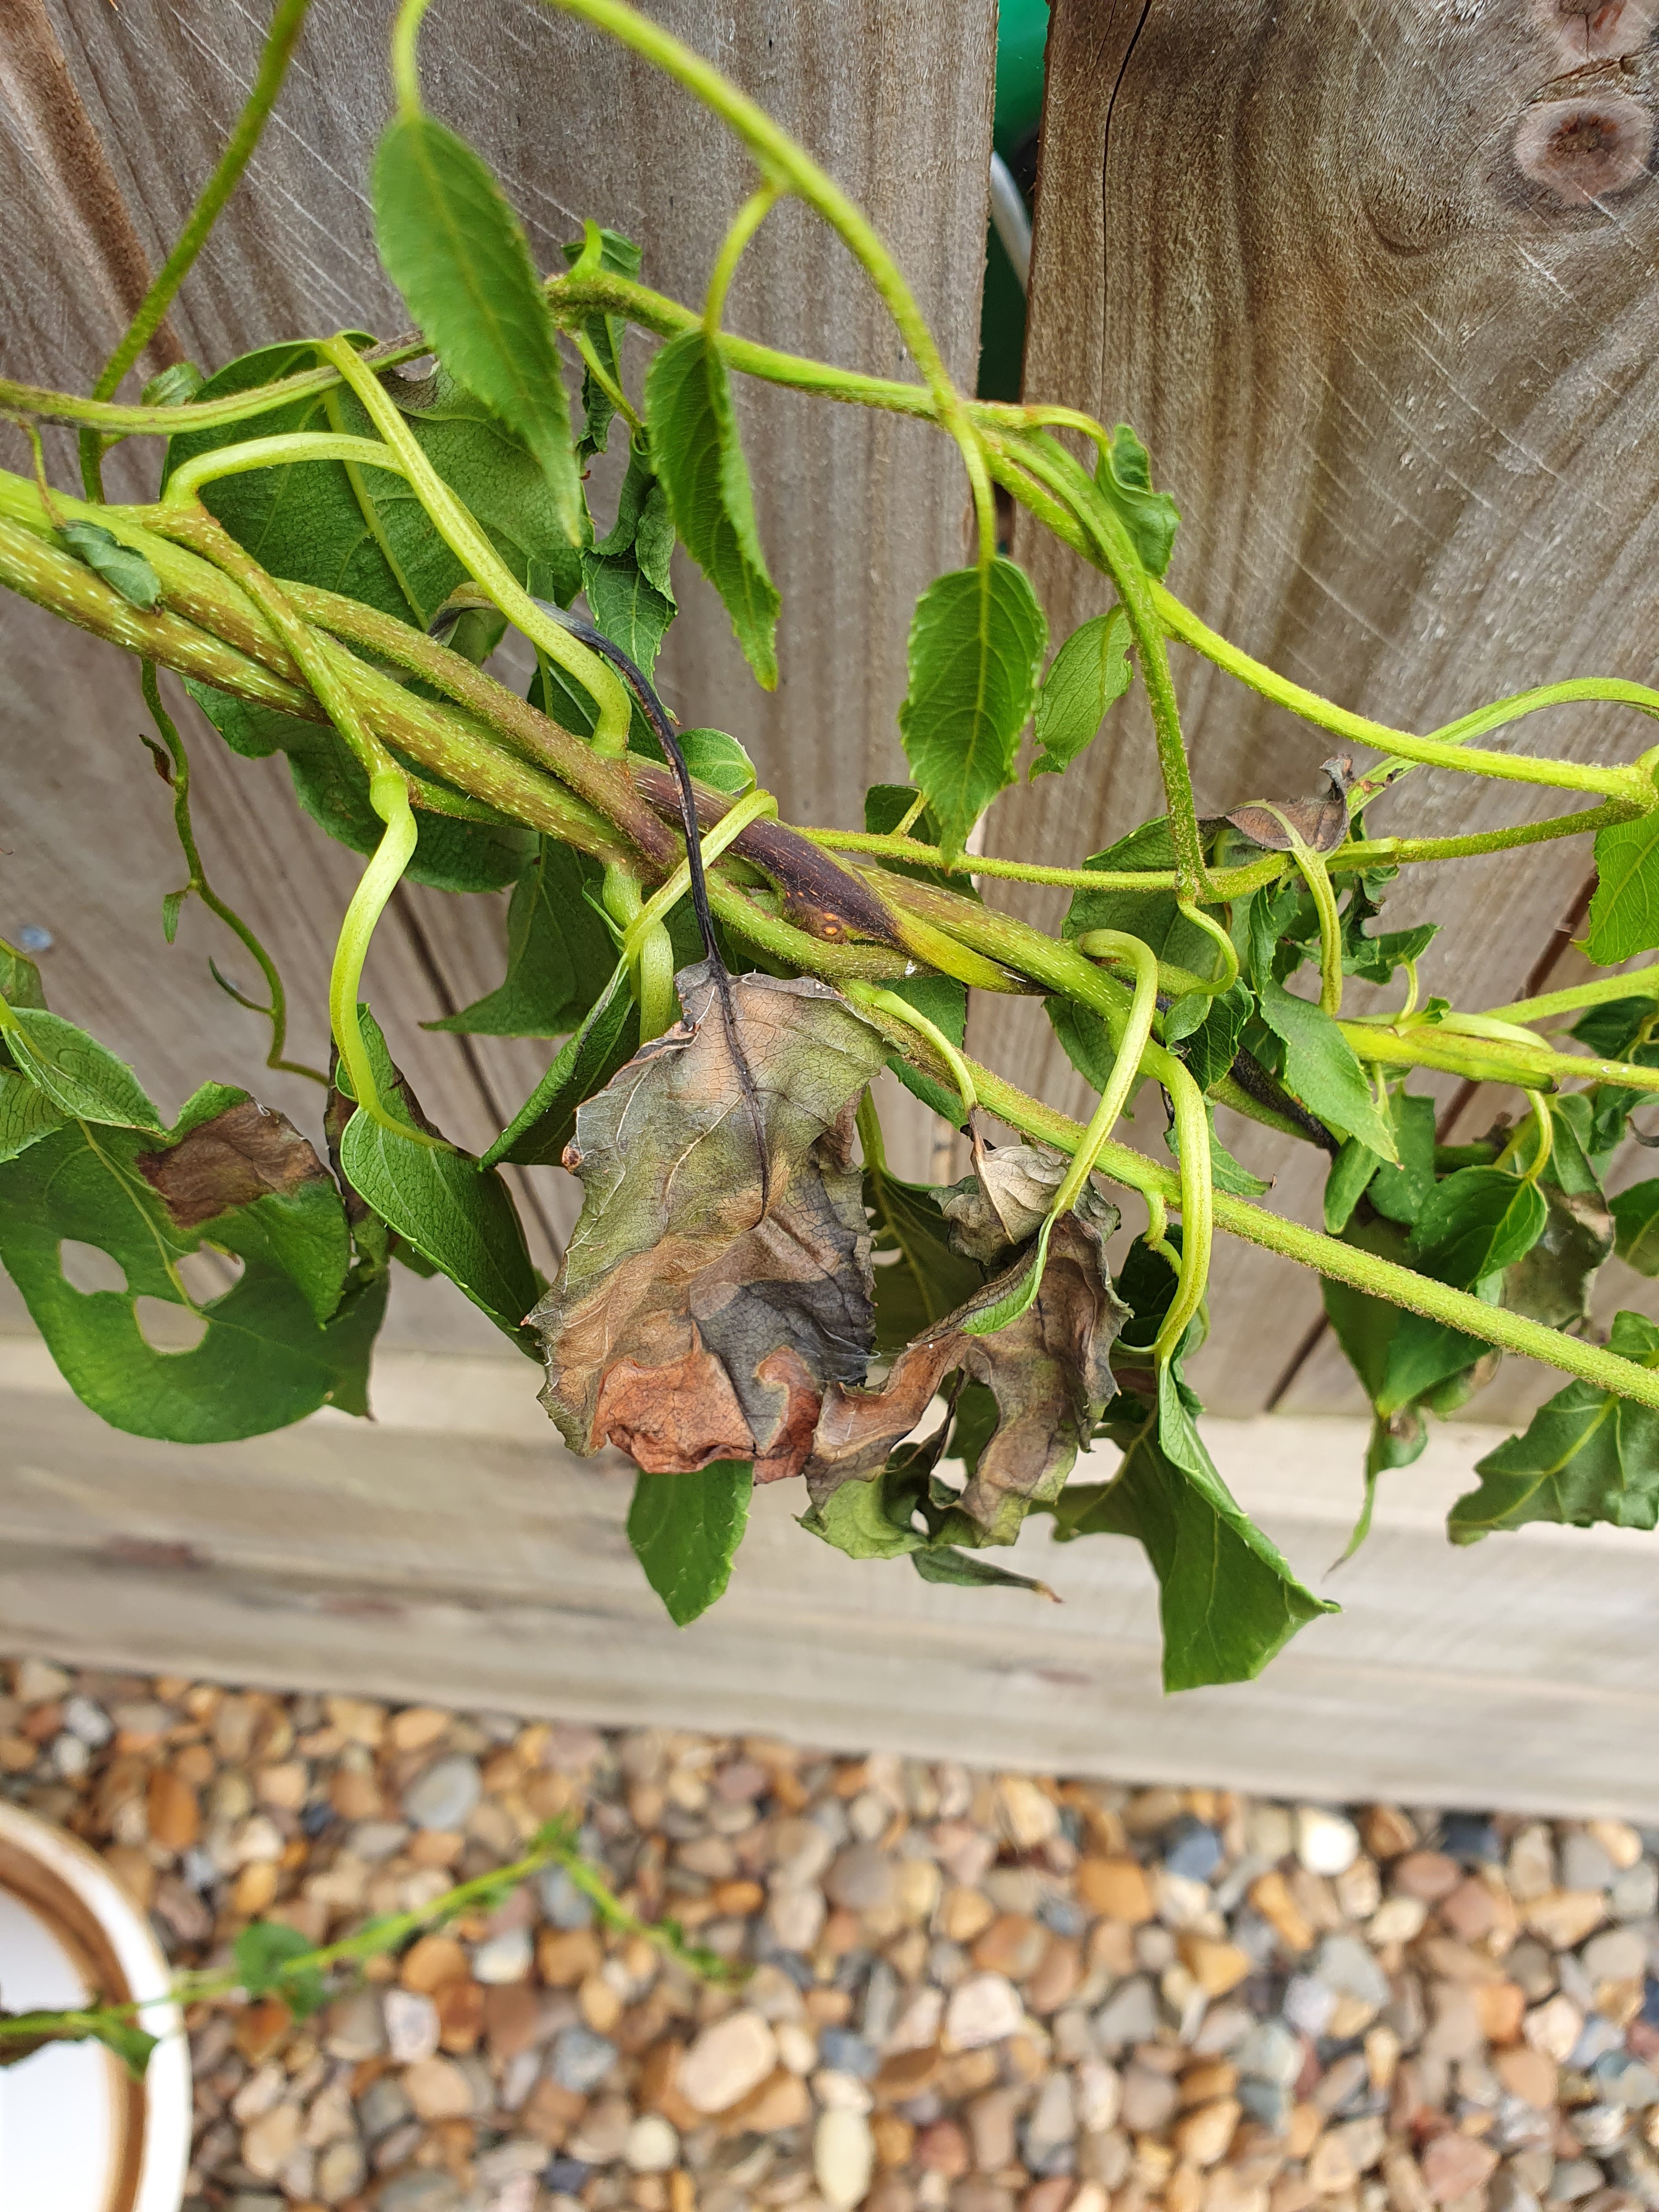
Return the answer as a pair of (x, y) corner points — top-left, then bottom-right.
(1547, 0), (1657, 65)
(1513, 89), (1653, 202)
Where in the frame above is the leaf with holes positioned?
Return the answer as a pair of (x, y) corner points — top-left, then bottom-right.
(373, 114), (584, 544)
(1450, 1311), (1659, 1541)
(1031, 606), (1132, 777)
(646, 328), (778, 686)
(897, 559), (1047, 859)
(0, 1086), (380, 1442)
(627, 1460), (753, 1626)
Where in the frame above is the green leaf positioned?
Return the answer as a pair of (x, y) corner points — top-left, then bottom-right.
(57, 520), (161, 610)
(910, 1545), (1058, 1598)
(675, 729), (754, 795)
(1324, 1138), (1381, 1235)
(897, 559), (1047, 857)
(880, 972), (970, 1126)
(373, 112), (584, 545)
(0, 1093), (381, 1442)
(1588, 815), (1659, 964)
(0, 937), (47, 1012)
(484, 973), (640, 1169)
(1063, 818), (1225, 975)
(1055, 1367), (1333, 1689)
(1367, 1094), (1437, 1224)
(425, 840), (613, 1037)
(582, 442), (676, 679)
(1612, 1180), (1659, 1273)
(336, 1011), (539, 1344)
(141, 360), (204, 408)
(646, 328), (779, 686)
(1095, 423), (1180, 578)
(1409, 1166), (1548, 1287)
(1449, 1311), (1659, 1541)
(799, 1458), (927, 1560)
(1172, 981), (1252, 1092)
(866, 1166), (984, 1352)
(1254, 982), (1399, 1161)
(1030, 607), (1132, 777)
(1, 1010), (164, 1132)
(184, 681), (535, 895)
(166, 345), (583, 630)
(1572, 996), (1655, 1060)
(561, 223), (644, 459)
(627, 1460), (753, 1625)
(86, 2017), (159, 2081)
(233, 1922), (328, 2018)
(1547, 1094), (1609, 1195)
(0, 1071), (65, 1164)
(1166, 1101), (1272, 1198)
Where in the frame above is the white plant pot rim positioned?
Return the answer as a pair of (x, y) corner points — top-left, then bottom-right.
(0, 1797), (191, 2212)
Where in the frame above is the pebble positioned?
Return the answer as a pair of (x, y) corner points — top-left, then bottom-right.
(945, 1973), (1025, 2050)
(680, 2009), (777, 2112)
(10, 1660), (1658, 2212)
(816, 2107), (876, 2209)
(402, 1753), (482, 1831)
(1296, 1807), (1361, 1876)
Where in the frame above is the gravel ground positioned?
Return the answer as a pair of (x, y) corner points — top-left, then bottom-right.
(1, 1659), (1657, 2212)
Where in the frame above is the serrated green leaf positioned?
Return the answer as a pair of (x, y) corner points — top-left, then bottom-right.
(336, 1011), (538, 1344)
(1546, 1094), (1608, 1195)
(675, 729), (754, 796)
(897, 559), (1047, 857)
(233, 1922), (328, 2018)
(1409, 1166), (1547, 1286)
(1324, 1137), (1381, 1234)
(485, 972), (640, 1169)
(627, 1460), (753, 1625)
(0, 1071), (66, 1163)
(1172, 981), (1252, 1093)
(0, 938), (47, 1012)
(582, 442), (677, 679)
(0, 1009), (163, 1132)
(373, 113), (583, 544)
(1053, 1365), (1333, 1688)
(1255, 983), (1399, 1161)
(425, 840), (613, 1037)
(0, 1092), (381, 1443)
(646, 328), (778, 686)
(1062, 817), (1226, 975)
(1450, 1311), (1659, 1541)
(1092, 422), (1180, 577)
(58, 520), (161, 610)
(1588, 815), (1659, 964)
(1367, 1094), (1437, 1224)
(1612, 1179), (1659, 1273)
(1030, 606), (1132, 777)
(561, 223), (644, 459)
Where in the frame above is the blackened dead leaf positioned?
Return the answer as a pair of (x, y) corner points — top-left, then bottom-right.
(806, 1207), (1128, 1544)
(532, 964), (889, 1480)
(137, 1098), (330, 1229)
(1226, 757), (1353, 856)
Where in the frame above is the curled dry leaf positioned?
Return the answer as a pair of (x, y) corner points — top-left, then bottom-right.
(1226, 756), (1353, 856)
(532, 964), (888, 1480)
(941, 1142), (1119, 1263)
(137, 1098), (330, 1229)
(808, 1170), (1128, 1544)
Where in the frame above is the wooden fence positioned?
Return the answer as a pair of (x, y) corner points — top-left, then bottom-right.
(3, 0), (1658, 1807)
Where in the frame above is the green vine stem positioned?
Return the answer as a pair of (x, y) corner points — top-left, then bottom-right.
(138, 661), (326, 1085)
(847, 981), (978, 1126)
(705, 180), (783, 335)
(1487, 966), (1659, 1027)
(79, 0), (319, 500)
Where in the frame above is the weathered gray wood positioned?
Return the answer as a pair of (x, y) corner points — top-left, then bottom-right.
(0, 0), (992, 1289)
(3, 1328), (1656, 1814)
(980, 0), (1659, 1412)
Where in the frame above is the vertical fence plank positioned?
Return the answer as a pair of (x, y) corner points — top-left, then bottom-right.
(980, 0), (1659, 1411)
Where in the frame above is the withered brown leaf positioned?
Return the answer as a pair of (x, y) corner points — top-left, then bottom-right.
(1226, 756), (1353, 855)
(137, 1099), (329, 1229)
(807, 1181), (1129, 1545)
(532, 964), (889, 1481)
(940, 1143), (1121, 1264)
